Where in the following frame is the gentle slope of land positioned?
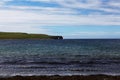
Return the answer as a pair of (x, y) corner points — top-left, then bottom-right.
(0, 32), (63, 39)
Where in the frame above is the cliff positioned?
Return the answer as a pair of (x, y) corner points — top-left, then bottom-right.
(0, 32), (63, 40)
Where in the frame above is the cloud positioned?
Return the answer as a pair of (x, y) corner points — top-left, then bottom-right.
(4, 6), (76, 15)
(0, 0), (120, 38)
(28, 0), (52, 2)
(0, 9), (120, 28)
(108, 0), (120, 7)
(66, 31), (120, 38)
(1, 0), (120, 26)
(0, 24), (51, 34)
(0, 0), (12, 6)
(72, 32), (107, 36)
(1, 0), (120, 14)
(72, 32), (120, 36)
(49, 0), (120, 14)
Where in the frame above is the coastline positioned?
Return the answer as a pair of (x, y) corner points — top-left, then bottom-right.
(0, 32), (63, 40)
(0, 75), (120, 80)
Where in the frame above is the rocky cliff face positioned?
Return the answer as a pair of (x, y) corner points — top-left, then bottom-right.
(51, 36), (63, 40)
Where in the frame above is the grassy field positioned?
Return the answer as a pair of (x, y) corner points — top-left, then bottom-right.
(0, 32), (63, 39)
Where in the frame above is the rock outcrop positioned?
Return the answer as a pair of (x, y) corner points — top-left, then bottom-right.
(51, 36), (63, 40)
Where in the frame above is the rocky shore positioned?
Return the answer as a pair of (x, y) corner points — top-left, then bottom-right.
(0, 75), (120, 80)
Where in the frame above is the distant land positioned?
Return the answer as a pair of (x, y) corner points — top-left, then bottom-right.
(0, 32), (63, 39)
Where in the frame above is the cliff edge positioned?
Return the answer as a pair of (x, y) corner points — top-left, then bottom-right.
(0, 32), (63, 40)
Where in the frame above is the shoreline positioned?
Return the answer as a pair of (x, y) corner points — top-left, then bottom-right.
(0, 75), (120, 80)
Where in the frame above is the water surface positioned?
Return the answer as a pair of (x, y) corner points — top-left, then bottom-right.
(0, 39), (120, 76)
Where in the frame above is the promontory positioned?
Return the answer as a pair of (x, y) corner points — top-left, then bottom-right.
(0, 32), (63, 40)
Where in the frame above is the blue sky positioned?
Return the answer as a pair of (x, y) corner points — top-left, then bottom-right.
(0, 0), (120, 38)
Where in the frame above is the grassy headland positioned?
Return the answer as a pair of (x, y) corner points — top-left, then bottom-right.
(0, 32), (63, 39)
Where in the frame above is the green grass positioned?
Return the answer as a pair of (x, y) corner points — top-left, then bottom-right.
(0, 32), (58, 39)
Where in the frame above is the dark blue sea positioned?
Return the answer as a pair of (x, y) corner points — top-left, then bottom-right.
(0, 39), (120, 76)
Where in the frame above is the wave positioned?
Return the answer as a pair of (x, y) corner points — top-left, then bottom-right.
(0, 73), (120, 77)
(1, 59), (120, 65)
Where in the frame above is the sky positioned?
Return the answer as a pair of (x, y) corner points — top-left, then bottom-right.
(0, 0), (120, 39)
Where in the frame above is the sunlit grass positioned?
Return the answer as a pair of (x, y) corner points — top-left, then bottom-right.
(0, 32), (56, 39)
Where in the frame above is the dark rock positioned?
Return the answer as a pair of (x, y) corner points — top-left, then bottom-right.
(51, 36), (63, 40)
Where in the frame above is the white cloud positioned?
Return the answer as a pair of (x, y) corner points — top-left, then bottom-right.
(28, 0), (52, 2)
(65, 31), (120, 38)
(0, 9), (120, 26)
(1, 0), (120, 14)
(57, 0), (100, 9)
(0, 0), (120, 38)
(0, 0), (12, 6)
(5, 6), (76, 15)
(0, 24), (51, 34)
(2, 0), (120, 14)
(55, 0), (120, 14)
(108, 0), (120, 7)
(72, 32), (108, 36)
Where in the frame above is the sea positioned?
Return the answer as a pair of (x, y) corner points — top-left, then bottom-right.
(0, 39), (120, 77)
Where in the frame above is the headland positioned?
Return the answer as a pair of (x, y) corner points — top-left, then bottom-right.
(0, 32), (63, 40)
